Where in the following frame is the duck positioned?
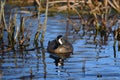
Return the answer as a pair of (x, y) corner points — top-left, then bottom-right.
(47, 35), (73, 54)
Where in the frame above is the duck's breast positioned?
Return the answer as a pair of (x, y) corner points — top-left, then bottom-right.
(54, 45), (73, 54)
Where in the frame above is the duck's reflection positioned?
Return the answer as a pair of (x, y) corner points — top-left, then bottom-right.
(49, 53), (71, 66)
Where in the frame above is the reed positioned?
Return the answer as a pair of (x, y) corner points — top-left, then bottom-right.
(0, 0), (43, 52)
(0, 0), (6, 41)
(34, 0), (42, 42)
(108, 0), (120, 13)
(40, 0), (48, 43)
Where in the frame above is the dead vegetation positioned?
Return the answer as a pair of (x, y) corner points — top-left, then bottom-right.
(0, 0), (120, 53)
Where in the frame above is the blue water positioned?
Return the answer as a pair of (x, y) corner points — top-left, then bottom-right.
(1, 15), (120, 80)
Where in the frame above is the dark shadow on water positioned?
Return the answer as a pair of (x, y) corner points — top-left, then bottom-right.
(49, 53), (71, 66)
(16, 75), (35, 80)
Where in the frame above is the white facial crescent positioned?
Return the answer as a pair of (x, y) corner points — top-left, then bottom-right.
(58, 38), (63, 45)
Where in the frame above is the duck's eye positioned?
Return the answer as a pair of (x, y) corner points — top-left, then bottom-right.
(58, 38), (63, 45)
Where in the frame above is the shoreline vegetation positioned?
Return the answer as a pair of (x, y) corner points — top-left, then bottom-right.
(1, 0), (120, 53)
(6, 0), (120, 14)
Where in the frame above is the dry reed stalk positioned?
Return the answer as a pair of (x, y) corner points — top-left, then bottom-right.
(20, 17), (25, 38)
(0, 1), (6, 41)
(1, 1), (7, 30)
(40, 0), (48, 42)
(14, 13), (19, 41)
(108, 0), (120, 13)
(34, 0), (42, 41)
(7, 13), (17, 46)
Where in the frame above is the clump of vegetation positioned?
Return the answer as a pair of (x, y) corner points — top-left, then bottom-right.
(0, 0), (48, 53)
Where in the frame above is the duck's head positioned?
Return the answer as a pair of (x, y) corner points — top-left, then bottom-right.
(56, 35), (66, 45)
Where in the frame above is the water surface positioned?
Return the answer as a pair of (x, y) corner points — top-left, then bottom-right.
(1, 15), (120, 80)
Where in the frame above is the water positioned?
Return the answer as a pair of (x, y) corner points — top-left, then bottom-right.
(1, 15), (120, 80)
